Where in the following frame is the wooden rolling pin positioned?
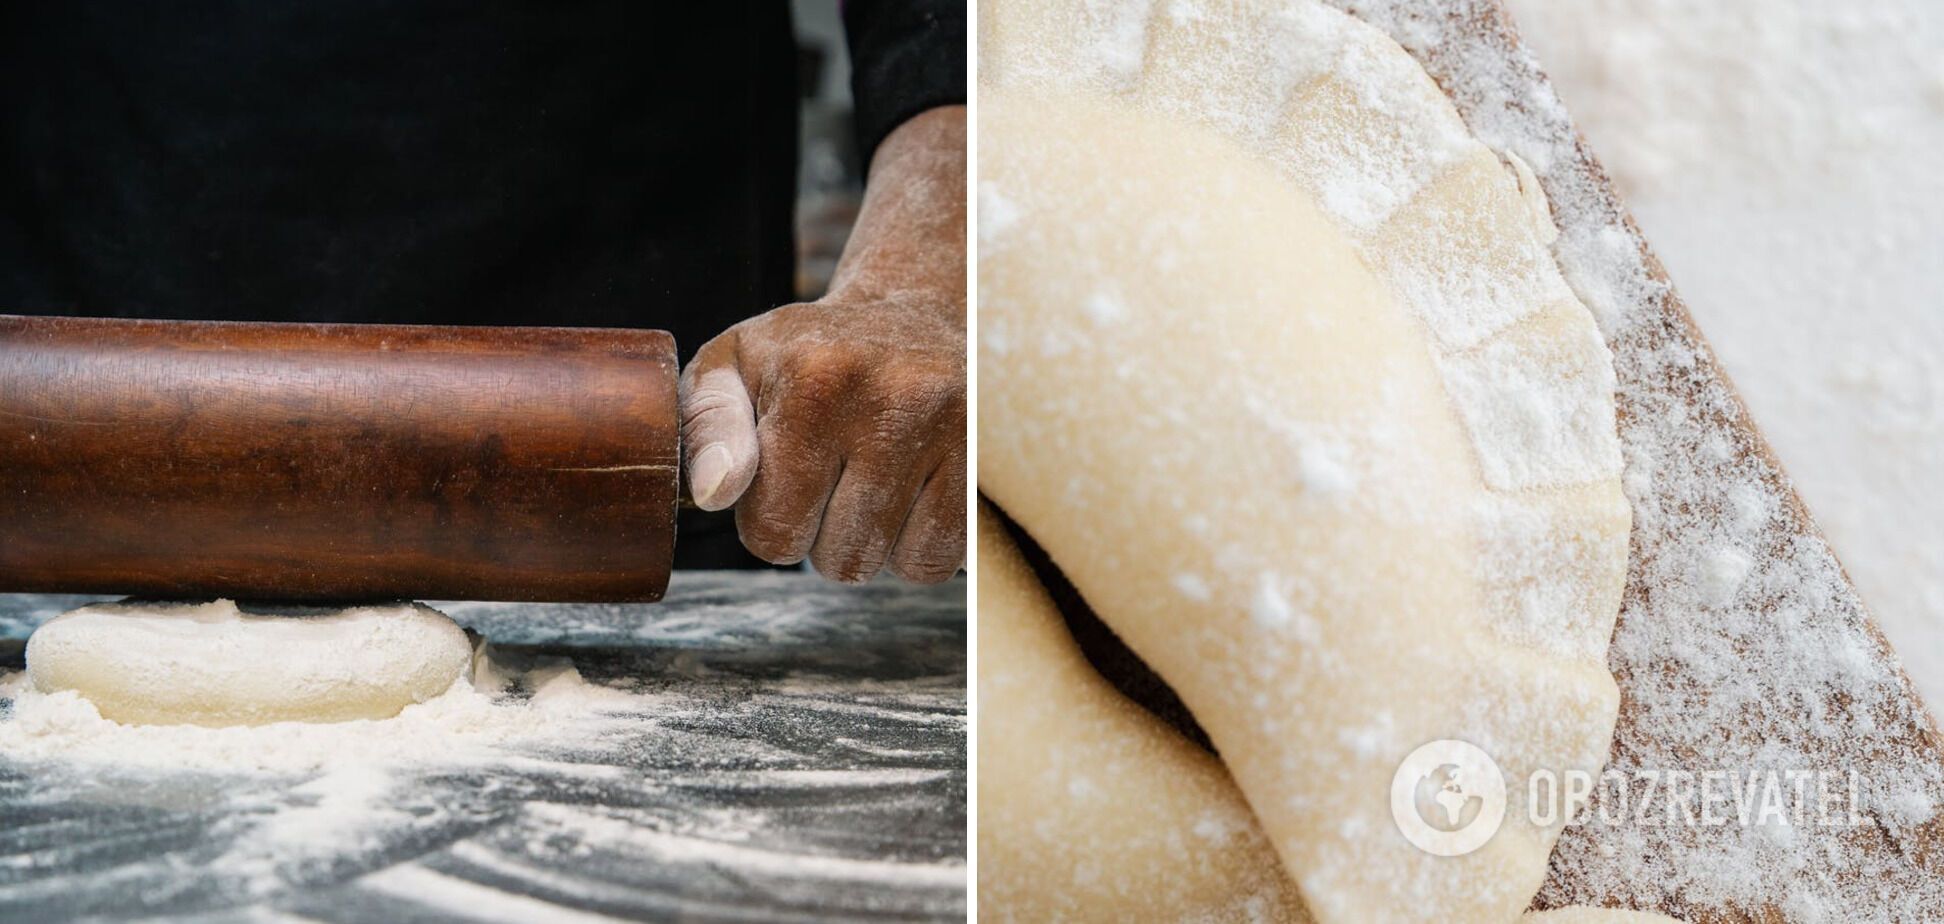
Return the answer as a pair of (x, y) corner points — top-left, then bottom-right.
(0, 315), (679, 603)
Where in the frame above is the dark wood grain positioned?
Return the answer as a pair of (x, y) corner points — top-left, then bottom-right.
(0, 315), (679, 602)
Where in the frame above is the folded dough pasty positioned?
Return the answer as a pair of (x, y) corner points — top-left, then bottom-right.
(978, 1), (1630, 920)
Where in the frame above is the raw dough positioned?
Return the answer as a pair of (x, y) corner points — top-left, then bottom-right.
(26, 599), (472, 727)
(979, 0), (1629, 921)
(976, 502), (1309, 923)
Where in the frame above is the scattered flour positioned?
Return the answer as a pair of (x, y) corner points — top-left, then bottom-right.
(516, 801), (967, 889)
(977, 180), (1022, 246)
(1081, 290), (1127, 325)
(985, 0), (1944, 917)
(0, 643), (660, 905)
(0, 575), (968, 918)
(1504, 0), (1944, 716)
(982, 2), (1628, 918)
(1327, 0), (1944, 916)
(1248, 575), (1294, 632)
(1172, 572), (1214, 602)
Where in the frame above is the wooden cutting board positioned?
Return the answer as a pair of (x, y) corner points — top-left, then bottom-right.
(1315, 1), (1944, 919)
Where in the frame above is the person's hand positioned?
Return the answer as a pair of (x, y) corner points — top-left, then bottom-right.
(679, 106), (966, 584)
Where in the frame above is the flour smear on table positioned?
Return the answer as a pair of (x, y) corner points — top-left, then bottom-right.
(0, 645), (958, 912)
(0, 576), (969, 919)
(1504, 0), (1944, 712)
(0, 644), (638, 900)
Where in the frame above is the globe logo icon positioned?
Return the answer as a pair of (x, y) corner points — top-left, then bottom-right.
(1414, 762), (1484, 832)
(1390, 740), (1506, 856)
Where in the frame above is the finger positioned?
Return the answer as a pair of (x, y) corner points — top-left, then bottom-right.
(735, 372), (847, 565)
(679, 333), (760, 511)
(887, 453), (967, 584)
(809, 453), (929, 584)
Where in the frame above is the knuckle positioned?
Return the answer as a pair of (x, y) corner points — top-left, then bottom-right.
(814, 543), (887, 584)
(892, 547), (964, 584)
(880, 352), (960, 393)
(777, 353), (858, 415)
(891, 517), (966, 584)
(743, 534), (806, 565)
(782, 342), (860, 381)
(681, 388), (746, 429)
(812, 516), (894, 584)
(863, 368), (965, 442)
(875, 373), (954, 417)
(737, 509), (814, 565)
(683, 333), (735, 373)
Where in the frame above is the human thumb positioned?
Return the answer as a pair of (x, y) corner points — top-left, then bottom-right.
(679, 336), (760, 512)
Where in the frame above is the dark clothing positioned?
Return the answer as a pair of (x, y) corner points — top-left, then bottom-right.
(843, 0), (964, 179)
(2, 0), (964, 355)
(0, 0), (964, 569)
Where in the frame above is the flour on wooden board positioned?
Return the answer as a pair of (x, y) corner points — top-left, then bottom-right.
(980, 0), (1941, 917)
(1327, 0), (1944, 916)
(1503, 0), (1944, 720)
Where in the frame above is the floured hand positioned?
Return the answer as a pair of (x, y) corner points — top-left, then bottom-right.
(681, 106), (966, 584)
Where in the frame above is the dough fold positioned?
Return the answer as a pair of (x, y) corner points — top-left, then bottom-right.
(978, 1), (1630, 920)
(977, 502), (1308, 922)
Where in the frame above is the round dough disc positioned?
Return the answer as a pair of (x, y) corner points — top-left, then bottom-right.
(25, 599), (473, 726)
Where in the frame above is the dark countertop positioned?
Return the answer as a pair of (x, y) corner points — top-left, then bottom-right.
(0, 571), (967, 923)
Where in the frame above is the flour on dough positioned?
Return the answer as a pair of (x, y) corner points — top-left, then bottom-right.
(26, 599), (473, 727)
(979, 0), (1629, 921)
(977, 502), (1309, 923)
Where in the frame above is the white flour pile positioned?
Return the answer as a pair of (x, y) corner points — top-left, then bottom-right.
(0, 644), (654, 900)
(1328, 0), (1944, 916)
(1502, 0), (1944, 713)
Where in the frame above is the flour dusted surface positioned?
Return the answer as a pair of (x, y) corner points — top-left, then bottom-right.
(1504, 0), (1944, 722)
(0, 573), (968, 921)
(1327, 0), (1944, 917)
